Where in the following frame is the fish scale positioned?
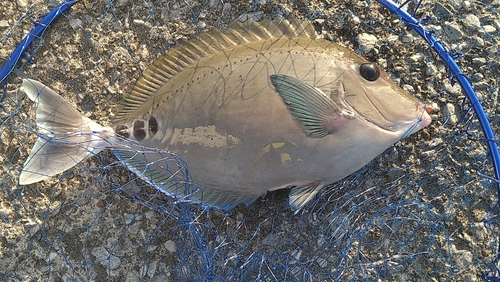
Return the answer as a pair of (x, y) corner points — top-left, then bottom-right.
(19, 17), (431, 211)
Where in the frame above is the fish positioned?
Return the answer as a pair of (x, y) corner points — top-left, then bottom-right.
(19, 17), (431, 211)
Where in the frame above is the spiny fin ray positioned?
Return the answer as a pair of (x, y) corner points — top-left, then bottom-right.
(113, 17), (318, 123)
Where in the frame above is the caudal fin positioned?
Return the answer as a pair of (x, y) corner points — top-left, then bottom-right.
(20, 79), (113, 185)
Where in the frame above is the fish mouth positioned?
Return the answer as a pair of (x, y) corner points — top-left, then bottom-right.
(359, 103), (432, 136)
(343, 85), (432, 135)
(335, 78), (432, 137)
(403, 104), (432, 137)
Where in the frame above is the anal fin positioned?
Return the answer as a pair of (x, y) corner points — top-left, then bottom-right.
(113, 149), (194, 199)
(113, 149), (265, 210)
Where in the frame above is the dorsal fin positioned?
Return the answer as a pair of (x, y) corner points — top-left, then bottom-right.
(113, 17), (319, 123)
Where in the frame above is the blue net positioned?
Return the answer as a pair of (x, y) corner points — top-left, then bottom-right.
(1, 0), (500, 281)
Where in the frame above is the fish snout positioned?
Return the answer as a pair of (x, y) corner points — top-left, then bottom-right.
(405, 103), (432, 136)
(419, 104), (433, 128)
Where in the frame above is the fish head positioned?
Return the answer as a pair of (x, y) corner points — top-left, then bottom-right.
(341, 62), (431, 137)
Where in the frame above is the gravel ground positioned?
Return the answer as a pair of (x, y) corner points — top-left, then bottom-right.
(1, 0), (500, 281)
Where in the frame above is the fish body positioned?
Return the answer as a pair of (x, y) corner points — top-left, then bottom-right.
(20, 18), (431, 211)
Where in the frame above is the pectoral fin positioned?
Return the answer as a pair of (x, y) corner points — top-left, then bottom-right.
(288, 181), (325, 212)
(270, 74), (347, 138)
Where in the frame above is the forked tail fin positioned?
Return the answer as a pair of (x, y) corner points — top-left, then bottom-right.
(19, 79), (114, 185)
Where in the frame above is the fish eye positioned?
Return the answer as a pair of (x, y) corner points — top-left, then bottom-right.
(359, 63), (380, 82)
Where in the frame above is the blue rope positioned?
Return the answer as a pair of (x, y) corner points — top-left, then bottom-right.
(0, 0), (80, 107)
(376, 0), (500, 203)
(377, 0), (500, 279)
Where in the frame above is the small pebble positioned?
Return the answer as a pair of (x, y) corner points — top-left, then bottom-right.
(454, 250), (473, 267)
(425, 63), (438, 76)
(222, 3), (231, 18)
(351, 15), (360, 25)
(462, 1), (471, 9)
(472, 57), (486, 65)
(472, 73), (484, 82)
(449, 0), (464, 9)
(472, 37), (484, 47)
(133, 19), (146, 26)
(386, 35), (398, 45)
(482, 25), (497, 34)
(91, 247), (121, 270)
(164, 240), (176, 253)
(403, 84), (415, 94)
(464, 14), (480, 30)
(209, 0), (220, 8)
(443, 103), (458, 125)
(400, 34), (413, 43)
(410, 52), (425, 62)
(356, 33), (377, 54)
(69, 19), (83, 30)
(494, 19), (500, 30)
(197, 21), (206, 29)
(147, 260), (159, 278)
(433, 3), (452, 16)
(97, 199), (106, 208)
(443, 22), (463, 40)
(0, 206), (12, 218)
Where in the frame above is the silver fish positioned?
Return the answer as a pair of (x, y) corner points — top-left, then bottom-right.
(19, 18), (431, 211)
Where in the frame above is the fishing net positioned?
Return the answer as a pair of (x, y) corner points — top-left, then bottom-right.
(1, 0), (500, 280)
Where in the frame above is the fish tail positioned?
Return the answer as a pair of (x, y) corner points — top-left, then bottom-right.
(19, 79), (114, 185)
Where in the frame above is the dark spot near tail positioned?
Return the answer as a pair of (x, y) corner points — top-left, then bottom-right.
(148, 116), (158, 137)
(115, 124), (129, 138)
(133, 120), (146, 141)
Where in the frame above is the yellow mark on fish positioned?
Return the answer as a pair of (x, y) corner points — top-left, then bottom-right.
(280, 153), (292, 165)
(272, 142), (285, 149)
(253, 142), (295, 166)
(254, 144), (271, 161)
(170, 125), (240, 148)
